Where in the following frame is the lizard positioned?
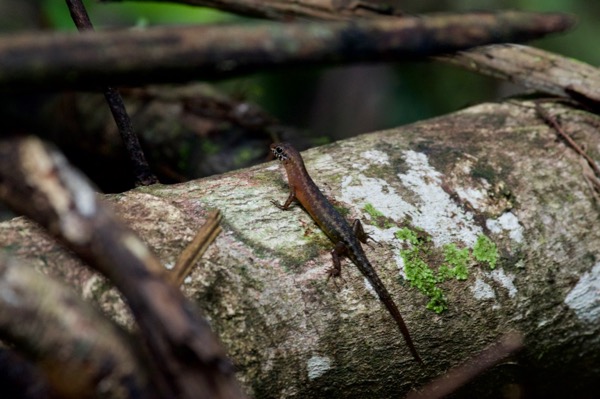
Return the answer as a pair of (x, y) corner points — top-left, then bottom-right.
(270, 142), (423, 363)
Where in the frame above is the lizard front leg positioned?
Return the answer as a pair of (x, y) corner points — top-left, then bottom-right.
(271, 189), (296, 210)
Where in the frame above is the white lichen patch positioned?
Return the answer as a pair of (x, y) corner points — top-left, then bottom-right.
(399, 150), (482, 247)
(487, 269), (518, 298)
(471, 277), (496, 300)
(451, 157), (490, 211)
(365, 224), (398, 243)
(361, 225), (409, 278)
(363, 276), (377, 297)
(309, 152), (335, 172)
(264, 163), (279, 171)
(353, 150), (390, 170)
(565, 262), (600, 324)
(339, 149), (483, 255)
(470, 269), (517, 304)
(455, 186), (487, 210)
(307, 355), (332, 380)
(537, 318), (551, 328)
(487, 212), (524, 243)
(340, 175), (414, 221)
(164, 261), (175, 270)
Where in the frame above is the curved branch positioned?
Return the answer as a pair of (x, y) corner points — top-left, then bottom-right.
(101, 0), (403, 20)
(0, 137), (244, 399)
(438, 44), (600, 109)
(0, 255), (153, 398)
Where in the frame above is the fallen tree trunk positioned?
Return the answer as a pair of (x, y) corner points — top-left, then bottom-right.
(1, 99), (599, 397)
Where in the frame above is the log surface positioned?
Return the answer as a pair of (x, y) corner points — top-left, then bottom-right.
(1, 100), (599, 397)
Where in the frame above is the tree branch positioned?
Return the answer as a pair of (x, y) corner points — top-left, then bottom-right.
(170, 209), (223, 286)
(0, 254), (154, 398)
(0, 11), (573, 90)
(101, 0), (404, 20)
(438, 44), (600, 109)
(66, 0), (158, 186)
(0, 137), (244, 399)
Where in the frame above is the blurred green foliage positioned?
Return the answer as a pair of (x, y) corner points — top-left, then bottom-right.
(41, 0), (237, 29)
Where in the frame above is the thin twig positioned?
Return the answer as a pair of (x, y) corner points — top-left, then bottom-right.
(171, 209), (223, 286)
(103, 86), (160, 186)
(65, 0), (94, 30)
(407, 332), (524, 399)
(536, 103), (600, 179)
(65, 0), (158, 186)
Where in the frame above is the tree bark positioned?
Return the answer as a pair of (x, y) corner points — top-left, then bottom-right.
(101, 0), (406, 20)
(440, 44), (600, 110)
(0, 255), (153, 398)
(1, 99), (599, 397)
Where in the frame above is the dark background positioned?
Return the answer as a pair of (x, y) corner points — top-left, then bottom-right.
(0, 0), (596, 192)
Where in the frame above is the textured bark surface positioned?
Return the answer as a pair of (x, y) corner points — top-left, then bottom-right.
(441, 44), (600, 108)
(1, 100), (599, 398)
(103, 0), (405, 20)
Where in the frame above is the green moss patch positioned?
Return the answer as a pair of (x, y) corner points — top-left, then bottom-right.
(364, 203), (395, 228)
(473, 234), (498, 269)
(396, 228), (499, 313)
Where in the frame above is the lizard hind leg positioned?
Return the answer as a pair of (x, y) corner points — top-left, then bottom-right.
(351, 219), (381, 248)
(326, 241), (348, 289)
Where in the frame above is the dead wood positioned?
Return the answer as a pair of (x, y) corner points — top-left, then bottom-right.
(1, 99), (599, 397)
(0, 137), (244, 399)
(101, 0), (405, 20)
(0, 255), (153, 398)
(0, 11), (573, 90)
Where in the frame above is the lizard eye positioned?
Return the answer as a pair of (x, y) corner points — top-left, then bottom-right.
(272, 145), (288, 161)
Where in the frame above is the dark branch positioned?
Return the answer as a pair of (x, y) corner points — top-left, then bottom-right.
(0, 254), (155, 398)
(102, 0), (404, 20)
(65, 0), (158, 186)
(0, 11), (574, 90)
(0, 136), (245, 399)
(65, 0), (94, 30)
(407, 332), (524, 399)
(103, 86), (159, 186)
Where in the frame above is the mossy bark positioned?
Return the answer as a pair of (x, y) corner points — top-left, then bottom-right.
(1, 100), (599, 398)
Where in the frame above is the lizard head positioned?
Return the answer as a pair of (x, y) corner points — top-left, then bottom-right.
(270, 142), (297, 163)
